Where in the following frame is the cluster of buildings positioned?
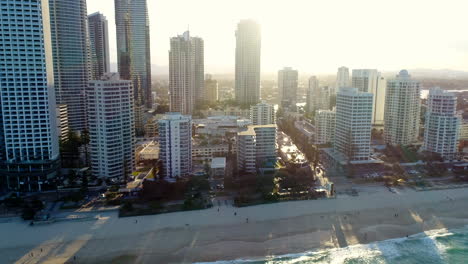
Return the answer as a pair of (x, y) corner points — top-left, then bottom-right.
(0, 0), (152, 191)
(0, 0), (465, 193)
(309, 69), (462, 165)
(277, 65), (464, 165)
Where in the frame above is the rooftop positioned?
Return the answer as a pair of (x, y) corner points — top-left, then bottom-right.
(238, 124), (276, 136)
(211, 157), (227, 169)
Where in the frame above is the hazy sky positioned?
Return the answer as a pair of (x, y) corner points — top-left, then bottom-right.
(88, 0), (468, 75)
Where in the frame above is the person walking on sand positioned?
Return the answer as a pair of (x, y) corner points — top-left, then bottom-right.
(246, 218), (249, 223)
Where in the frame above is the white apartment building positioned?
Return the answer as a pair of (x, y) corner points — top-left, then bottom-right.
(278, 67), (298, 109)
(250, 101), (276, 125)
(0, 0), (60, 191)
(169, 31), (204, 115)
(334, 88), (373, 162)
(352, 69), (386, 125)
(237, 125), (277, 173)
(336, 66), (350, 92)
(315, 109), (336, 145)
(384, 70), (421, 146)
(87, 73), (135, 178)
(158, 113), (192, 179)
(423, 88), (461, 160)
(235, 20), (261, 106)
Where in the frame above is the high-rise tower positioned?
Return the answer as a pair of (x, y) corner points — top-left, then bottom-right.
(384, 70), (421, 146)
(235, 20), (261, 106)
(49, 0), (91, 132)
(423, 88), (461, 160)
(87, 73), (135, 178)
(334, 88), (373, 161)
(88, 12), (110, 79)
(352, 69), (386, 125)
(336, 66), (350, 91)
(115, 0), (152, 108)
(158, 113), (192, 179)
(169, 31), (204, 115)
(278, 67), (298, 109)
(0, 0), (60, 191)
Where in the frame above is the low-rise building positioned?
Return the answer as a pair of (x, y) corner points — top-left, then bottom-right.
(194, 116), (251, 136)
(210, 157), (226, 178)
(294, 120), (315, 143)
(201, 107), (250, 118)
(192, 144), (229, 161)
(139, 141), (159, 161)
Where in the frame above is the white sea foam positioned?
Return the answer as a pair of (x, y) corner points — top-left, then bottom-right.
(194, 226), (468, 264)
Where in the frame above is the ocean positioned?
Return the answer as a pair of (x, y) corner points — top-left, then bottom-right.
(196, 226), (468, 264)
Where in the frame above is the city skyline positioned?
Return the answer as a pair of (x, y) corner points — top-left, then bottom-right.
(89, 0), (468, 74)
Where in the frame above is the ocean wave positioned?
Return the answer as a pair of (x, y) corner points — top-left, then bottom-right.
(195, 226), (468, 264)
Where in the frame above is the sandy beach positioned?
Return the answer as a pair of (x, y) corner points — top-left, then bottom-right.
(1, 187), (468, 264)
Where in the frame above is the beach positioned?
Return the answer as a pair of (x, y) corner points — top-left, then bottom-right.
(1, 187), (468, 264)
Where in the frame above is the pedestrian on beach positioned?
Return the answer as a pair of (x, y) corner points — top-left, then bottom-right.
(246, 218), (249, 223)
(234, 212), (237, 216)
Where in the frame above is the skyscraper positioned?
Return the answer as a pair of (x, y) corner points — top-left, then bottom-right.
(278, 67), (298, 109)
(334, 88), (373, 161)
(374, 76), (387, 126)
(336, 66), (350, 91)
(0, 0), (60, 191)
(87, 73), (135, 178)
(205, 74), (218, 103)
(49, 0), (91, 132)
(423, 88), (461, 160)
(88, 12), (110, 79)
(319, 86), (331, 110)
(384, 70), (421, 146)
(115, 0), (152, 108)
(352, 69), (386, 125)
(158, 113), (192, 179)
(235, 20), (261, 106)
(306, 76), (320, 113)
(250, 101), (276, 125)
(169, 31), (204, 115)
(306, 77), (329, 113)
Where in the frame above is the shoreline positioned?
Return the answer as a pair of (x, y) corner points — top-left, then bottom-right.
(1, 187), (468, 263)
